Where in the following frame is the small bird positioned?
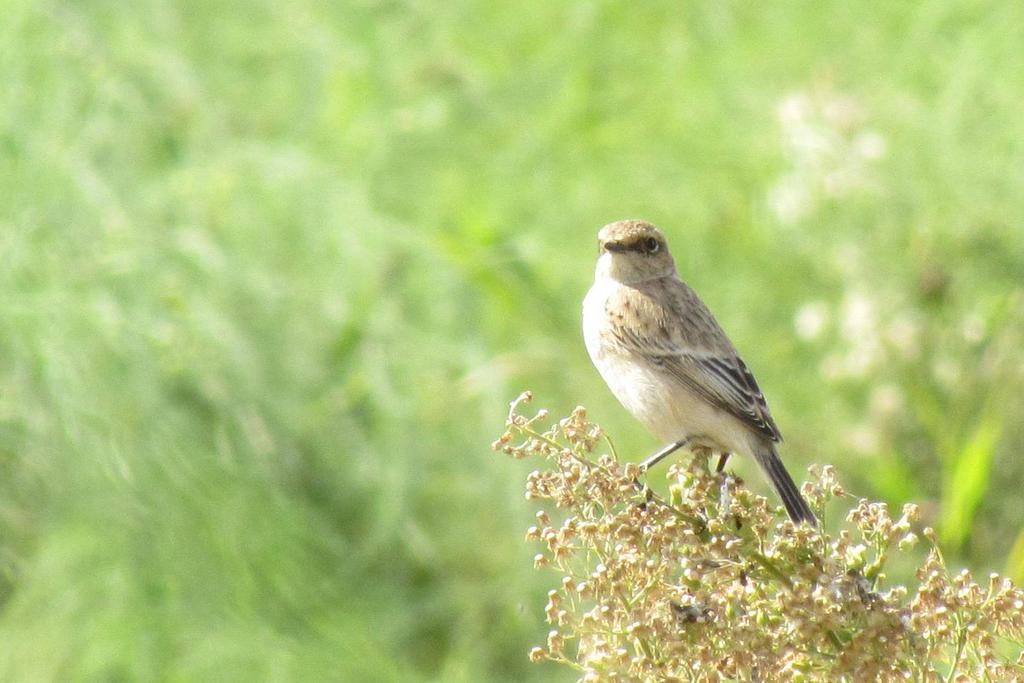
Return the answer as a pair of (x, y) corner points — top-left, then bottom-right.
(582, 219), (815, 524)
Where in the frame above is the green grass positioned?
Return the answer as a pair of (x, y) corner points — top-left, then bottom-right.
(1, 0), (1023, 680)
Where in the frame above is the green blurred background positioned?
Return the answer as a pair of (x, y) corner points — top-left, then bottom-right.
(2, 0), (1024, 680)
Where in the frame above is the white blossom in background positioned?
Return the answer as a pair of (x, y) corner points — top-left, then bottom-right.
(843, 422), (881, 455)
(961, 313), (985, 344)
(841, 293), (876, 342)
(840, 293), (881, 378)
(869, 384), (904, 419)
(932, 356), (961, 389)
(816, 292), (915, 383)
(884, 313), (921, 361)
(794, 301), (830, 341)
(768, 90), (886, 225)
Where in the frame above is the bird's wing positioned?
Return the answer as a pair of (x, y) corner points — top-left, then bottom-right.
(667, 352), (782, 443)
(608, 286), (783, 443)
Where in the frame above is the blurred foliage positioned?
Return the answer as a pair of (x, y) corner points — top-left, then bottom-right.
(0, 0), (1023, 680)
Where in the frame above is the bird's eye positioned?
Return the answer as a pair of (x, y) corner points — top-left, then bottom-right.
(644, 238), (659, 253)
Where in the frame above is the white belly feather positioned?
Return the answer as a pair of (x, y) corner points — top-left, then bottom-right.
(582, 279), (755, 457)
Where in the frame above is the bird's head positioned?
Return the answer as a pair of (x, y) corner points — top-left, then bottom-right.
(595, 219), (676, 284)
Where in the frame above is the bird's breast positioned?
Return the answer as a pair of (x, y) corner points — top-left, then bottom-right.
(583, 280), (677, 437)
(582, 278), (753, 454)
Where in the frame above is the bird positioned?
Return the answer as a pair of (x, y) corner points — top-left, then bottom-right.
(581, 219), (816, 524)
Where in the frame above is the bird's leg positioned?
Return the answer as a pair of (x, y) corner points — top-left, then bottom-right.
(712, 452), (737, 526)
(639, 437), (692, 473)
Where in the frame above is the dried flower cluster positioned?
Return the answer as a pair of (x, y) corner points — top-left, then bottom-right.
(492, 392), (1024, 682)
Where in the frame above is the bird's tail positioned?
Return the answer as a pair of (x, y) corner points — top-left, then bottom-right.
(752, 444), (816, 525)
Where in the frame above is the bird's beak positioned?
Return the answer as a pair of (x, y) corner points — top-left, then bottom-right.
(603, 241), (627, 253)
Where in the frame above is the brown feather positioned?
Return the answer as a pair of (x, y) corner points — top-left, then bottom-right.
(603, 276), (783, 443)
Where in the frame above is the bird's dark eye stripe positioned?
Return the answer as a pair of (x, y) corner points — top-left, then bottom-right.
(605, 237), (662, 253)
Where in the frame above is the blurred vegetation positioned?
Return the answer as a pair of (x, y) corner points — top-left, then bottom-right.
(0, 0), (1023, 680)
